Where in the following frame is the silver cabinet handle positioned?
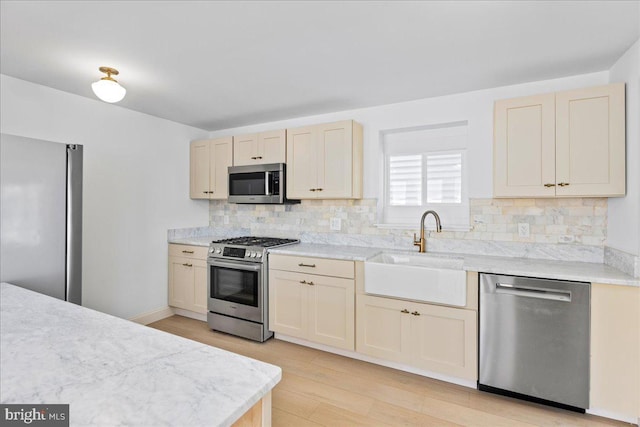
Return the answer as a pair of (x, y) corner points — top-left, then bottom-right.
(298, 263), (316, 268)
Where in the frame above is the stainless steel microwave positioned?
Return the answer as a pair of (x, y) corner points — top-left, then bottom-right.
(227, 163), (299, 204)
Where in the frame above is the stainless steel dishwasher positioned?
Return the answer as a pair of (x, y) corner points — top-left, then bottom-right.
(479, 273), (590, 411)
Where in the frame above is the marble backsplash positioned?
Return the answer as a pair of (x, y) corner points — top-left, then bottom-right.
(203, 198), (612, 264)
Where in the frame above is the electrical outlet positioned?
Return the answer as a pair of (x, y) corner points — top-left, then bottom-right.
(517, 223), (530, 238)
(330, 217), (341, 231)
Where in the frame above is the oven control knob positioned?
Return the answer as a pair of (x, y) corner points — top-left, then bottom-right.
(209, 247), (214, 253)
(215, 247), (222, 254)
(249, 251), (256, 258)
(256, 252), (263, 258)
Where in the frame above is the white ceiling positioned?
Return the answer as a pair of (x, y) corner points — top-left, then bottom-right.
(1, 1), (638, 131)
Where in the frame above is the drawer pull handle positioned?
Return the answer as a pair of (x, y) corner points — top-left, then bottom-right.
(182, 263), (193, 267)
(544, 183), (556, 187)
(309, 188), (317, 192)
(299, 280), (307, 284)
(411, 311), (420, 316)
(558, 182), (570, 187)
(316, 188), (323, 191)
(400, 309), (409, 314)
(182, 250), (194, 254)
(298, 263), (316, 268)
(307, 281), (314, 286)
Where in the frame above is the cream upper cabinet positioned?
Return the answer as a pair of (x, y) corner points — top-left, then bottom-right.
(233, 130), (286, 166)
(286, 120), (363, 199)
(590, 283), (639, 421)
(168, 244), (209, 314)
(555, 85), (625, 197)
(494, 83), (625, 198)
(189, 137), (233, 200)
(494, 93), (556, 197)
(269, 255), (356, 351)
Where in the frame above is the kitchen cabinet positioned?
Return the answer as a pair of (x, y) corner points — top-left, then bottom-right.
(233, 129), (286, 166)
(168, 244), (208, 314)
(286, 120), (363, 199)
(494, 83), (625, 198)
(356, 294), (477, 381)
(590, 283), (639, 421)
(190, 137), (233, 199)
(269, 255), (355, 350)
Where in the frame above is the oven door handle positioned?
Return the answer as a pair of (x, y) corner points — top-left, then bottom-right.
(209, 259), (262, 272)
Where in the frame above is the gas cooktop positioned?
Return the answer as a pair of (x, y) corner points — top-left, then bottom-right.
(211, 236), (300, 248)
(208, 236), (300, 262)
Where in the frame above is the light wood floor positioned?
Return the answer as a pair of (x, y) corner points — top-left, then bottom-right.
(148, 315), (628, 427)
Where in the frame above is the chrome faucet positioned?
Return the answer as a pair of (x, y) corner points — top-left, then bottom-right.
(413, 210), (442, 253)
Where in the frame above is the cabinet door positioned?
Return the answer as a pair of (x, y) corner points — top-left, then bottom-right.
(356, 294), (411, 364)
(258, 129), (286, 164)
(286, 126), (318, 199)
(168, 256), (194, 310)
(192, 259), (208, 314)
(317, 121), (354, 198)
(307, 275), (355, 350)
(190, 140), (211, 199)
(268, 270), (308, 339)
(409, 302), (477, 381)
(556, 83), (625, 197)
(209, 137), (233, 199)
(233, 133), (258, 166)
(494, 94), (556, 197)
(590, 283), (639, 419)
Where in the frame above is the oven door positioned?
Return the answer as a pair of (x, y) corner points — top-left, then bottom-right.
(208, 258), (264, 323)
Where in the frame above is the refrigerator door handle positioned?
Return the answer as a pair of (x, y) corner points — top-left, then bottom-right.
(66, 144), (83, 305)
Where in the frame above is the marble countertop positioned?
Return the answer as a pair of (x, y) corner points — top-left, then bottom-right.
(0, 283), (281, 427)
(268, 245), (639, 287)
(169, 236), (216, 247)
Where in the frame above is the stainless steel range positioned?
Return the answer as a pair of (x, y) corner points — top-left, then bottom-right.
(207, 236), (299, 342)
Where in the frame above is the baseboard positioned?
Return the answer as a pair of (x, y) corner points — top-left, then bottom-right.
(586, 407), (639, 425)
(274, 333), (477, 389)
(129, 306), (174, 325)
(172, 308), (207, 322)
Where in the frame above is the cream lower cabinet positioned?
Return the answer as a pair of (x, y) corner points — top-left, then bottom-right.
(356, 294), (477, 381)
(590, 283), (639, 421)
(168, 244), (208, 314)
(269, 255), (355, 350)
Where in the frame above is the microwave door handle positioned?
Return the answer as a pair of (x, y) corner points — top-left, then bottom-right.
(265, 171), (272, 196)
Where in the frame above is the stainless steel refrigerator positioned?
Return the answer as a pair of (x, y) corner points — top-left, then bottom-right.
(0, 133), (82, 304)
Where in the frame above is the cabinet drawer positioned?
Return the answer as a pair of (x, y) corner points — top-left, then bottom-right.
(169, 244), (208, 260)
(269, 254), (354, 279)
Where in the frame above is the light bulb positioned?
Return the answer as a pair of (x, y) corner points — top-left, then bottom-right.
(91, 78), (126, 103)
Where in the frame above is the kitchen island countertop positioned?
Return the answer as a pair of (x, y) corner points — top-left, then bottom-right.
(0, 282), (281, 426)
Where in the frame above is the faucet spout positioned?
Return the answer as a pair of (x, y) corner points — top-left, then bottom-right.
(413, 210), (442, 253)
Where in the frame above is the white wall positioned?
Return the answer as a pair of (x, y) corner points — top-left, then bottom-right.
(0, 75), (209, 319)
(608, 38), (640, 256)
(209, 72), (608, 203)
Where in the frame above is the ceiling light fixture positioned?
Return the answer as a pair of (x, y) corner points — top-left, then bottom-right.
(91, 66), (126, 103)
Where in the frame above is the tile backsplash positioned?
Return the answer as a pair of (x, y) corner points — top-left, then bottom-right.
(208, 198), (608, 263)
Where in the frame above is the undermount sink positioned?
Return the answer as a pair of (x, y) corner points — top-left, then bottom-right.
(364, 252), (467, 307)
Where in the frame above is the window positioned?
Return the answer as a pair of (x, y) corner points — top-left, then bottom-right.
(382, 122), (469, 229)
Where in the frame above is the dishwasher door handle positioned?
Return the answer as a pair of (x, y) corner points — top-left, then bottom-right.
(495, 283), (572, 302)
